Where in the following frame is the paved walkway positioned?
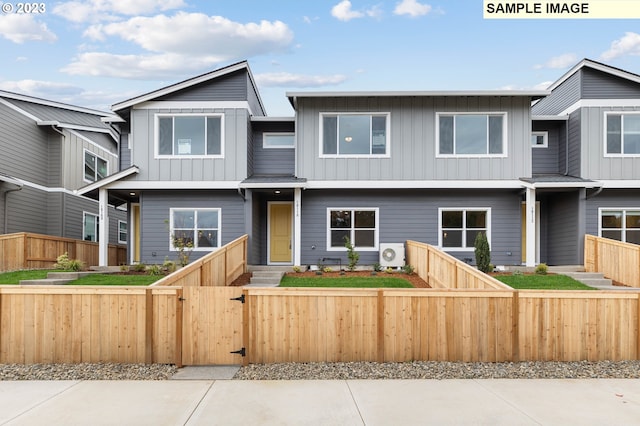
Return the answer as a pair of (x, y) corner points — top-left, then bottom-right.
(1, 377), (639, 425)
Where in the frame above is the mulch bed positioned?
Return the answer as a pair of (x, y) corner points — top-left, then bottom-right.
(230, 270), (429, 288)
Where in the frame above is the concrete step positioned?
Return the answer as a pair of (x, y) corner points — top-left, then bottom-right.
(562, 272), (607, 280)
(247, 270), (285, 287)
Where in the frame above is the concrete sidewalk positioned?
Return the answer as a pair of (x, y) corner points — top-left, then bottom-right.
(1, 379), (639, 425)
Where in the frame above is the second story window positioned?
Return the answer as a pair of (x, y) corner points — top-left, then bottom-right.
(321, 113), (389, 156)
(606, 113), (640, 155)
(437, 113), (506, 156)
(157, 114), (223, 157)
(84, 151), (108, 183)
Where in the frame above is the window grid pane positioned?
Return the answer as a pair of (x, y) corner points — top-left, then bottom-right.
(171, 209), (219, 250)
(441, 209), (488, 248)
(159, 115), (221, 156)
(329, 209), (377, 249)
(322, 114), (387, 156)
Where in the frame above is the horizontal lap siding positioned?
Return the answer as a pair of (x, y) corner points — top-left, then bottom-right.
(546, 191), (582, 265)
(300, 189), (522, 267)
(585, 189), (640, 237)
(140, 190), (246, 264)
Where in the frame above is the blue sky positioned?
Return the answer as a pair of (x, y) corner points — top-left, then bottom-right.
(0, 0), (639, 116)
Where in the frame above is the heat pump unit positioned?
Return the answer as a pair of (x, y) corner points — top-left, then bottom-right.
(379, 243), (405, 268)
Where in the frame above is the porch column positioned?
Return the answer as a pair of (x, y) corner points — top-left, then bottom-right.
(294, 187), (302, 266)
(98, 188), (109, 266)
(525, 186), (536, 267)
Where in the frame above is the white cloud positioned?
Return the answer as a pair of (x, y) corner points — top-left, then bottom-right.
(601, 32), (640, 61)
(332, 0), (382, 21)
(255, 72), (348, 87)
(53, 0), (186, 23)
(394, 0), (432, 17)
(0, 14), (57, 43)
(533, 53), (578, 70)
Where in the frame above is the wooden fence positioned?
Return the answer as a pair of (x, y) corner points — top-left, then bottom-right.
(0, 233), (126, 271)
(406, 240), (511, 290)
(151, 235), (248, 287)
(585, 234), (640, 288)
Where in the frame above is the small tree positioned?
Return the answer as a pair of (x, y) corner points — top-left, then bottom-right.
(344, 236), (359, 271)
(474, 232), (491, 273)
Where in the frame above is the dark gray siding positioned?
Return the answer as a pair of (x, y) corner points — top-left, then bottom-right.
(544, 191), (582, 265)
(157, 71), (248, 102)
(582, 67), (640, 99)
(247, 74), (265, 116)
(120, 133), (131, 169)
(585, 189), (640, 237)
(251, 121), (295, 176)
(5, 186), (47, 234)
(299, 189), (522, 267)
(5, 98), (110, 129)
(139, 190), (245, 264)
(532, 71), (581, 115)
(532, 121), (563, 175)
(47, 134), (62, 187)
(567, 111), (581, 176)
(61, 193), (126, 244)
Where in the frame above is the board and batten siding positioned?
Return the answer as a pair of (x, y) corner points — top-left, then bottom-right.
(129, 107), (249, 182)
(299, 189), (522, 267)
(139, 190), (246, 264)
(63, 130), (118, 190)
(295, 96), (532, 181)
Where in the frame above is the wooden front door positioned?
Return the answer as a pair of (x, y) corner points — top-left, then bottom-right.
(269, 202), (293, 264)
(181, 287), (245, 365)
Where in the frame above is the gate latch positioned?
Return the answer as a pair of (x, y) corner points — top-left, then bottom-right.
(230, 294), (245, 304)
(231, 347), (246, 357)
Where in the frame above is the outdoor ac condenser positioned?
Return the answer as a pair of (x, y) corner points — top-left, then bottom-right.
(379, 243), (405, 268)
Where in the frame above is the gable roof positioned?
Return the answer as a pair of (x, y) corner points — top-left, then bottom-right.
(112, 61), (266, 114)
(547, 58), (640, 91)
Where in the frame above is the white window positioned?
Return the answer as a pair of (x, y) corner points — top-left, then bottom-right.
(326, 208), (378, 251)
(599, 208), (640, 244)
(264, 133), (294, 148)
(321, 113), (389, 157)
(156, 114), (223, 157)
(605, 112), (640, 155)
(84, 150), (108, 183)
(118, 220), (127, 244)
(170, 208), (221, 251)
(439, 208), (491, 250)
(532, 131), (548, 148)
(437, 113), (506, 156)
(83, 212), (99, 242)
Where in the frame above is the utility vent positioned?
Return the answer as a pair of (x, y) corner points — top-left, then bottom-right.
(379, 243), (405, 268)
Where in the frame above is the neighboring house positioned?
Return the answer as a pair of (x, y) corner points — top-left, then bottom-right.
(0, 91), (127, 246)
(80, 58), (640, 268)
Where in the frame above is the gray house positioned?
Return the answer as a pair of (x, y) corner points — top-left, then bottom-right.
(0, 91), (127, 245)
(81, 58), (640, 268)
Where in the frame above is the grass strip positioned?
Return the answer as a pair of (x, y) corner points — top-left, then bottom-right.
(66, 274), (160, 286)
(280, 275), (413, 288)
(494, 274), (596, 290)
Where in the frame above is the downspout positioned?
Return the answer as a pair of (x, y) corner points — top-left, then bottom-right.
(564, 116), (570, 176)
(3, 182), (23, 233)
(51, 125), (67, 235)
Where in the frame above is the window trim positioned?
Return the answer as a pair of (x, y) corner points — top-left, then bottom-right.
(154, 113), (225, 159)
(83, 211), (99, 242)
(531, 131), (548, 148)
(326, 207), (379, 252)
(436, 112), (508, 158)
(438, 207), (491, 251)
(598, 207), (640, 243)
(319, 112), (391, 158)
(263, 132), (295, 149)
(604, 111), (640, 157)
(118, 220), (127, 244)
(169, 207), (221, 251)
(83, 149), (109, 183)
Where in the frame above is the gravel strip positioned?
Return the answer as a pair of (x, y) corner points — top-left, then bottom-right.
(1, 361), (639, 380)
(234, 361), (640, 380)
(0, 363), (177, 380)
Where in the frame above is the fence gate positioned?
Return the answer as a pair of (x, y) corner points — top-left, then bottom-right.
(181, 287), (245, 365)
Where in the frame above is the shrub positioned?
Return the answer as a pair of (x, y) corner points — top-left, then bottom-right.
(292, 265), (302, 273)
(474, 232), (491, 273)
(535, 263), (548, 275)
(119, 264), (129, 272)
(163, 257), (177, 273)
(385, 267), (394, 274)
(131, 263), (146, 273)
(147, 264), (162, 276)
(373, 262), (382, 272)
(171, 234), (194, 267)
(402, 264), (415, 275)
(344, 236), (359, 271)
(54, 252), (84, 271)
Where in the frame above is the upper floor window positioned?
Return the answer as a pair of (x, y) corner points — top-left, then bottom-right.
(264, 133), (294, 148)
(327, 208), (378, 251)
(170, 208), (221, 251)
(605, 113), (640, 155)
(600, 209), (640, 244)
(437, 113), (506, 156)
(439, 208), (490, 250)
(321, 113), (389, 157)
(532, 131), (548, 148)
(83, 212), (99, 242)
(84, 150), (108, 183)
(157, 114), (223, 158)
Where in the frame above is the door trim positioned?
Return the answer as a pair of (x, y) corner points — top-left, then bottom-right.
(267, 201), (293, 265)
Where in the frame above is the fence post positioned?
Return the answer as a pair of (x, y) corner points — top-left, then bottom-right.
(175, 288), (183, 368)
(377, 289), (385, 363)
(145, 288), (154, 364)
(512, 291), (520, 362)
(22, 233), (28, 270)
(242, 288), (250, 366)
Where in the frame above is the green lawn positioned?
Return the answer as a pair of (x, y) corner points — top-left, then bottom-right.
(0, 270), (57, 284)
(0, 270), (161, 286)
(494, 273), (597, 290)
(280, 275), (413, 288)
